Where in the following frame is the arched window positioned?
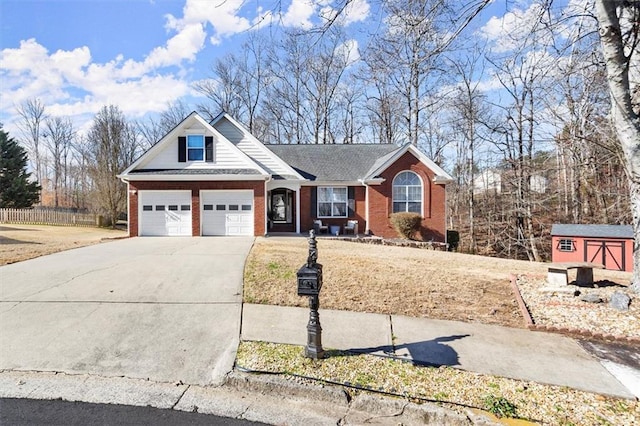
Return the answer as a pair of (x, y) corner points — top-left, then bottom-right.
(392, 171), (422, 213)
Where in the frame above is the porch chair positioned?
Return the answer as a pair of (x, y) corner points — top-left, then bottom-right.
(344, 220), (359, 235)
(313, 219), (329, 234)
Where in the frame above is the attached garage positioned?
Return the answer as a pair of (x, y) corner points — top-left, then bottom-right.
(139, 190), (192, 236)
(201, 190), (254, 236)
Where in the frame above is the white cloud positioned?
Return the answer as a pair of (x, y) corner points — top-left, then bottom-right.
(336, 39), (360, 66)
(478, 3), (546, 53)
(281, 0), (316, 29)
(144, 22), (205, 68)
(168, 0), (251, 45)
(321, 0), (369, 26)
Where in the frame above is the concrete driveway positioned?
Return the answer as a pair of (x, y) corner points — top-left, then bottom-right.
(0, 237), (254, 386)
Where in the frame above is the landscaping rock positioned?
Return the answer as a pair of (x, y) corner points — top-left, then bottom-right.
(609, 291), (631, 311)
(580, 293), (603, 304)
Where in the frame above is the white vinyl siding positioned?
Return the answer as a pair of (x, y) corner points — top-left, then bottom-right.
(214, 116), (295, 177)
(143, 130), (251, 170)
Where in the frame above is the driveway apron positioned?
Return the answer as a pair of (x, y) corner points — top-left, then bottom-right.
(0, 237), (254, 386)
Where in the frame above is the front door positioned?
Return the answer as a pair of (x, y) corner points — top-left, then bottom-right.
(269, 189), (295, 232)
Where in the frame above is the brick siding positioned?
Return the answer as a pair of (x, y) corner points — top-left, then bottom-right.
(128, 180), (265, 237)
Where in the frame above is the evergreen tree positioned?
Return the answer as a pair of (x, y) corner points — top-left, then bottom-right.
(0, 126), (41, 208)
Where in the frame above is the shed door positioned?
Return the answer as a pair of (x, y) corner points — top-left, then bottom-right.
(585, 240), (625, 271)
(201, 190), (254, 236)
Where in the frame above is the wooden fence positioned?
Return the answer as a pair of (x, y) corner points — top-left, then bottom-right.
(0, 209), (103, 227)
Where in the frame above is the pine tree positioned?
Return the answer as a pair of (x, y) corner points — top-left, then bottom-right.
(0, 126), (41, 208)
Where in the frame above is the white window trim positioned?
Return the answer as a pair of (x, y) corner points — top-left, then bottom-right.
(392, 171), (424, 215)
(317, 186), (348, 218)
(187, 134), (205, 162)
(558, 239), (575, 252)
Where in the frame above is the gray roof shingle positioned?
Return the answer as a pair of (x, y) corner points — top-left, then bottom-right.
(550, 224), (633, 239)
(265, 144), (401, 181)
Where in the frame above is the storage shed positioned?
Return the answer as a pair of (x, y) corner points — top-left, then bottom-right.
(550, 224), (634, 272)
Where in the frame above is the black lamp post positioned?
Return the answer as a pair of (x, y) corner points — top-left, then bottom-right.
(297, 230), (324, 359)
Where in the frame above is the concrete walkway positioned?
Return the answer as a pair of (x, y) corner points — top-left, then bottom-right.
(0, 237), (254, 386)
(241, 304), (638, 399)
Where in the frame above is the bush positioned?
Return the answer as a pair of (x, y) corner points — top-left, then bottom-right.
(390, 212), (422, 240)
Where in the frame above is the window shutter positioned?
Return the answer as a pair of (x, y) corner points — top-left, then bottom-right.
(310, 187), (317, 218)
(205, 136), (214, 162)
(347, 187), (355, 217)
(178, 137), (186, 162)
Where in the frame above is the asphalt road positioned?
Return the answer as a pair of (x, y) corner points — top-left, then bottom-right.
(0, 398), (266, 426)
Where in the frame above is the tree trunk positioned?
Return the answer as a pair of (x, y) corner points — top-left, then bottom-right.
(595, 0), (640, 291)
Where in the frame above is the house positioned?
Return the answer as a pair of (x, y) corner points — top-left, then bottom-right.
(473, 169), (547, 195)
(550, 224), (634, 272)
(118, 112), (453, 240)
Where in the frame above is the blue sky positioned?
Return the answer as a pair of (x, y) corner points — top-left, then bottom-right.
(0, 0), (526, 137)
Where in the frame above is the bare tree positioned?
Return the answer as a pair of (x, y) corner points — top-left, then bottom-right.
(138, 100), (191, 149)
(83, 105), (140, 228)
(194, 54), (243, 120)
(16, 98), (47, 185)
(43, 117), (74, 207)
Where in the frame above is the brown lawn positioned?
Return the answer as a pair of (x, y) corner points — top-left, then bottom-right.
(244, 237), (632, 328)
(0, 224), (127, 265)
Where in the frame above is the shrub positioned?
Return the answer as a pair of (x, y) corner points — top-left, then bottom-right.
(390, 212), (422, 240)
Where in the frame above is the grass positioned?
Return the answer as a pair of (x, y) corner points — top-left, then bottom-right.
(236, 341), (640, 425)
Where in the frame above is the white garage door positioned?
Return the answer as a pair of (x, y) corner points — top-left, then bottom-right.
(139, 190), (192, 236)
(201, 190), (254, 236)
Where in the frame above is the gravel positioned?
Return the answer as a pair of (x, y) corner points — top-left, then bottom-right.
(515, 275), (640, 339)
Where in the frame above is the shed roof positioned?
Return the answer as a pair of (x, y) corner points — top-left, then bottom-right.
(551, 224), (633, 239)
(266, 144), (401, 181)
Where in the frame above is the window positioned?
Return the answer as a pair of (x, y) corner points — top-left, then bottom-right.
(216, 205), (226, 211)
(318, 187), (347, 218)
(392, 171), (422, 213)
(242, 204), (252, 211)
(181, 205), (190, 211)
(187, 135), (204, 161)
(155, 205), (165, 211)
(142, 205), (152, 211)
(558, 239), (575, 252)
(203, 204), (213, 211)
(229, 204), (239, 211)
(168, 205), (178, 211)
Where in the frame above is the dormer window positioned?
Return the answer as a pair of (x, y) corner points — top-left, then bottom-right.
(187, 135), (204, 161)
(178, 135), (214, 163)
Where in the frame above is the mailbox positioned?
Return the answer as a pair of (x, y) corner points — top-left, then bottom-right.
(297, 263), (323, 296)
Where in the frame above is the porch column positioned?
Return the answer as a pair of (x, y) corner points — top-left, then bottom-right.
(296, 187), (301, 234)
(364, 184), (370, 235)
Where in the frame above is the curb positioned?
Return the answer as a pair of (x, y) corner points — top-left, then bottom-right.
(510, 274), (640, 346)
(225, 371), (500, 425)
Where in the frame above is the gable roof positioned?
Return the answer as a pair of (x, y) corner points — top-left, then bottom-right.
(266, 144), (401, 182)
(266, 143), (453, 184)
(551, 224), (633, 239)
(119, 112), (269, 181)
(364, 144), (453, 183)
(210, 112), (304, 180)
